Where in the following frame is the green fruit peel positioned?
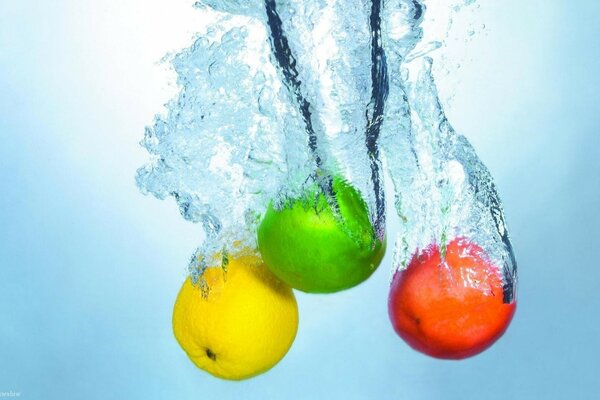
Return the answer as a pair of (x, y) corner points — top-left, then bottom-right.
(258, 176), (386, 293)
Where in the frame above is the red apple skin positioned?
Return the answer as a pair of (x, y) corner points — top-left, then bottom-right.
(388, 238), (516, 360)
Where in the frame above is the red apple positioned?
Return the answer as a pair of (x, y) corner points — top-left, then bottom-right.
(388, 238), (516, 359)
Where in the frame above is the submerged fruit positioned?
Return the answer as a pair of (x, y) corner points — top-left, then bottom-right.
(388, 238), (516, 359)
(172, 253), (298, 380)
(258, 176), (385, 293)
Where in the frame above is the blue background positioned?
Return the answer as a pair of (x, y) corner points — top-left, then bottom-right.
(1, 1), (599, 399)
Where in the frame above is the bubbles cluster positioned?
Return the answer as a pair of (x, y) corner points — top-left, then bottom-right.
(137, 0), (517, 301)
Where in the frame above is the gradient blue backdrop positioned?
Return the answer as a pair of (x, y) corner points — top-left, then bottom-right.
(1, 1), (598, 399)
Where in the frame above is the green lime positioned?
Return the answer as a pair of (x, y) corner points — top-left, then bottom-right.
(257, 176), (386, 293)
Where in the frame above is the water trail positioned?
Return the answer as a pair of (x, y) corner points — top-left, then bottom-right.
(380, 0), (517, 302)
(365, 0), (388, 240)
(137, 0), (517, 300)
(136, 12), (312, 283)
(260, 0), (388, 239)
(135, 0), (390, 281)
(263, 0), (331, 196)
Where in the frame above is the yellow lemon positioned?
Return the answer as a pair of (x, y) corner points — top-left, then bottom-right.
(172, 253), (299, 380)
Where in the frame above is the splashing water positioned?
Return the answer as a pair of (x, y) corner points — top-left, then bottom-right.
(137, 0), (517, 301)
(379, 0), (516, 302)
(136, 11), (311, 283)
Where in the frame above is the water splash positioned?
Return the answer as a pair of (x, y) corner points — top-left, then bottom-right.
(137, 0), (517, 301)
(136, 12), (312, 280)
(379, 0), (517, 301)
(262, 0), (387, 239)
